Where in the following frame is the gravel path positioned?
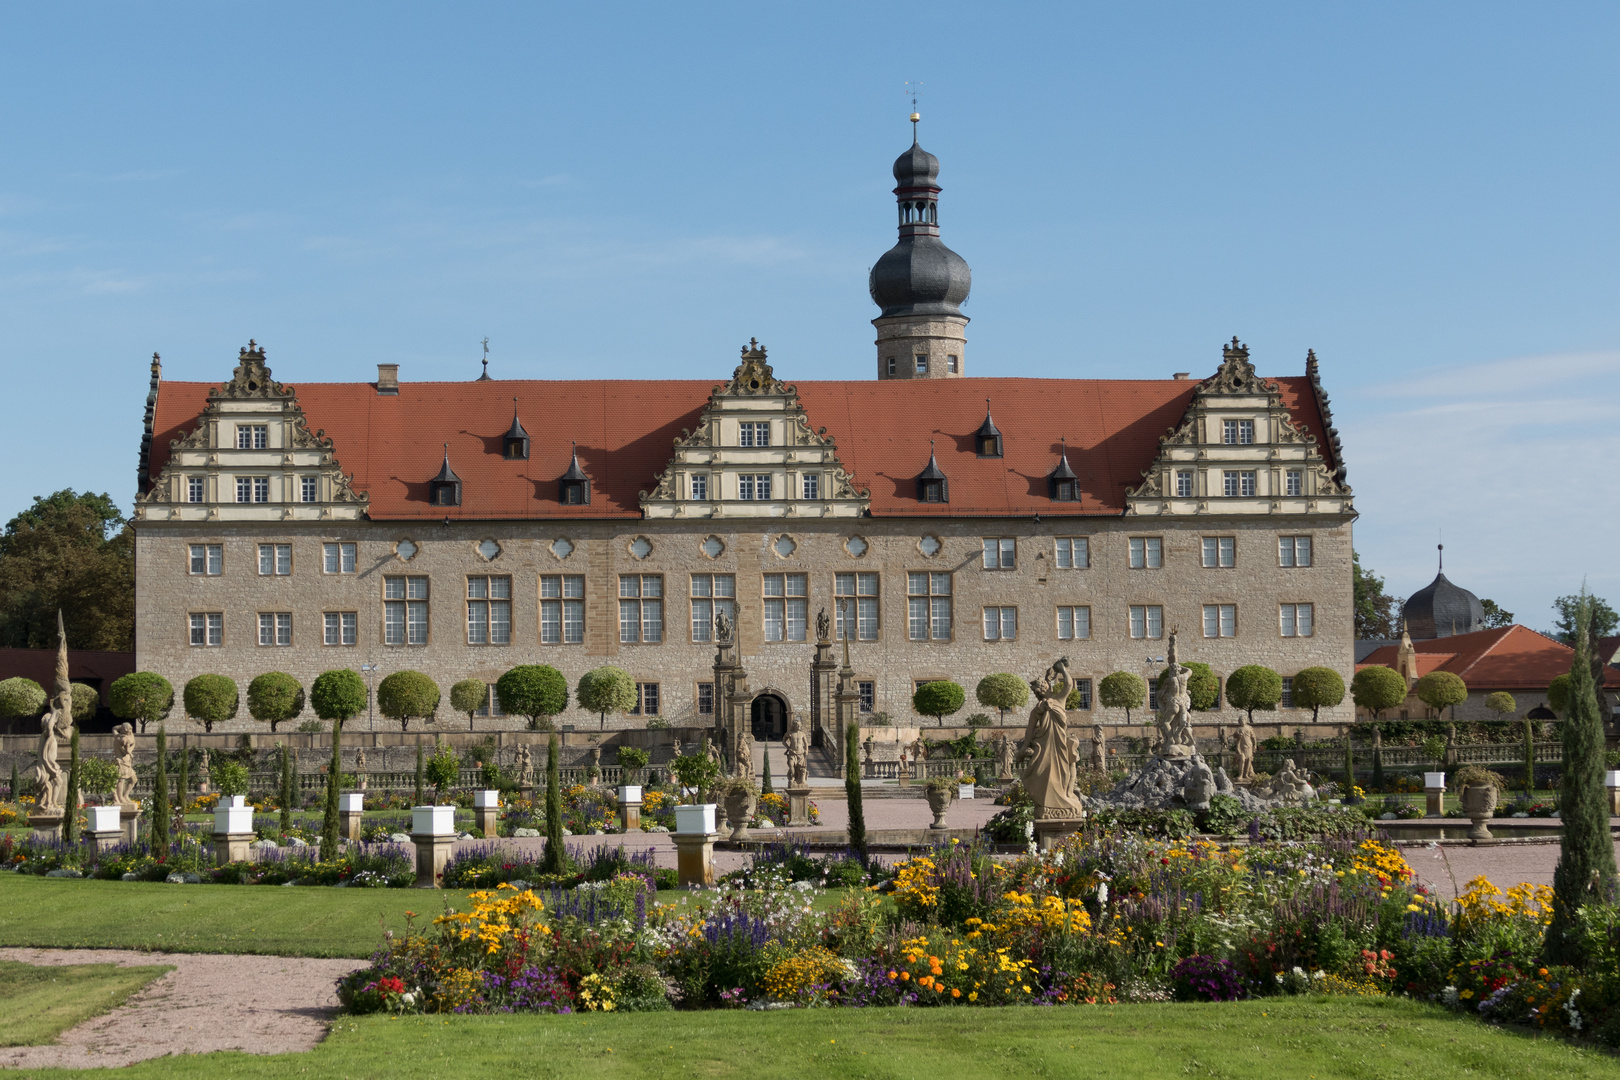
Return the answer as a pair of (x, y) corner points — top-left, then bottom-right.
(0, 948), (364, 1070)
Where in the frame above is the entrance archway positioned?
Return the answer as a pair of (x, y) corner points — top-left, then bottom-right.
(750, 692), (788, 741)
(1527, 706), (1555, 720)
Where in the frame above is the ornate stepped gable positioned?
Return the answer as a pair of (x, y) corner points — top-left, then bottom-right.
(1125, 338), (1353, 517)
(134, 341), (368, 522)
(640, 340), (869, 519)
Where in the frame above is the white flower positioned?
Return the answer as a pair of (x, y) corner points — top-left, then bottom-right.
(1096, 883), (1108, 904)
(1441, 985), (1459, 1006)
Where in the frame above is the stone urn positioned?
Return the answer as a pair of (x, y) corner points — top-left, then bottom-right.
(924, 782), (955, 830)
(1461, 783), (1497, 841)
(723, 786), (756, 842)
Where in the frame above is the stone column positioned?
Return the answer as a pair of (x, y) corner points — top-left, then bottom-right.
(786, 786), (810, 826)
(672, 803), (718, 888)
(473, 790), (501, 838)
(1424, 772), (1446, 818)
(212, 796), (255, 867)
(339, 792), (365, 843)
(411, 805), (457, 888)
(618, 785), (642, 832)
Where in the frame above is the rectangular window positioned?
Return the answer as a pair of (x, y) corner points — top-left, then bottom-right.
(237, 424), (268, 450)
(981, 538), (1016, 570)
(323, 542), (357, 574)
(801, 473), (819, 500)
(188, 543), (223, 575)
(1129, 537), (1162, 569)
(690, 573), (736, 643)
(1280, 677), (1294, 709)
(738, 422), (770, 448)
(1202, 603), (1237, 637)
(630, 683), (660, 716)
(1223, 471), (1258, 497)
(982, 606), (1017, 641)
(473, 685), (507, 718)
(696, 682), (715, 716)
(187, 476), (205, 503)
(1222, 419), (1255, 445)
(384, 576), (429, 645)
(915, 355), (929, 375)
(618, 574), (663, 644)
(738, 474), (772, 500)
(1054, 537), (1089, 569)
(858, 681), (875, 713)
(886, 357), (896, 376)
(690, 474), (708, 501)
(258, 611), (292, 646)
(1056, 605), (1091, 640)
(189, 612), (223, 647)
(258, 543), (292, 575)
(907, 572), (952, 640)
(466, 576), (512, 645)
(1285, 470), (1303, 497)
(1148, 681), (1159, 711)
(541, 574), (585, 644)
(1280, 603), (1314, 638)
(1071, 678), (1093, 710)
(301, 476), (318, 503)
(323, 611), (358, 646)
(1175, 470), (1194, 498)
(250, 476), (270, 503)
(1278, 536), (1313, 567)
(1201, 537), (1235, 568)
(762, 573), (808, 642)
(1129, 604), (1164, 639)
(834, 572), (880, 640)
(235, 477), (251, 503)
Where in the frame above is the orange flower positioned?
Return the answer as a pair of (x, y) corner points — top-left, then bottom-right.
(951, 988), (961, 998)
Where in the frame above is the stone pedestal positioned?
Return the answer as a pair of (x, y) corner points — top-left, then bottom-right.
(88, 828), (123, 856)
(673, 831), (719, 889)
(1032, 811), (1085, 852)
(1424, 787), (1445, 817)
(213, 831), (253, 866)
(119, 807), (141, 846)
(473, 791), (501, 838)
(340, 792), (365, 843)
(1606, 771), (1620, 816)
(411, 834), (455, 888)
(618, 785), (642, 832)
(28, 812), (64, 843)
(786, 785), (810, 826)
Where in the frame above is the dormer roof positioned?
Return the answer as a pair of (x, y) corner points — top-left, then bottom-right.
(1048, 442), (1077, 480)
(432, 447), (460, 484)
(561, 444), (588, 481)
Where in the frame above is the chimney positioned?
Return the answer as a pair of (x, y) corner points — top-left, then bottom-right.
(1172, 372), (1190, 380)
(377, 364), (399, 395)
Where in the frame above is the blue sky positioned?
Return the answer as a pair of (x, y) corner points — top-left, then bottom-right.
(2, 2), (1616, 630)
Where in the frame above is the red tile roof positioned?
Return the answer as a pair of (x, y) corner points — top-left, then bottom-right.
(147, 374), (1335, 521)
(1356, 625), (1620, 691)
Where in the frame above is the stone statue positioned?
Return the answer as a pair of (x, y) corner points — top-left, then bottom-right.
(908, 735), (927, 762)
(993, 731), (1014, 779)
(1261, 758), (1313, 802)
(516, 744), (533, 788)
(1018, 657), (1085, 818)
(113, 723), (138, 808)
(703, 736), (721, 764)
(735, 729), (755, 781)
(1233, 716), (1257, 783)
(715, 609), (733, 645)
(815, 607), (830, 643)
(199, 747), (210, 779)
(1155, 632), (1197, 759)
(355, 747), (368, 789)
(34, 613), (74, 813)
(1182, 756), (1215, 811)
(783, 722), (810, 787)
(1089, 724), (1106, 771)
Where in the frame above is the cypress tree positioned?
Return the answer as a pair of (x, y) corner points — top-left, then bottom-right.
(176, 746), (189, 809)
(845, 721), (867, 866)
(1523, 716), (1535, 801)
(10, 759), (19, 802)
(761, 745), (773, 795)
(152, 726), (170, 853)
(1343, 732), (1356, 801)
(62, 727), (81, 844)
(414, 738), (426, 805)
(279, 744), (295, 833)
(1546, 595), (1620, 964)
(1371, 726), (1385, 793)
(322, 720), (342, 859)
(541, 733), (564, 874)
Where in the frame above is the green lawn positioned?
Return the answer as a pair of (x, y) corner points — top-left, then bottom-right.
(5, 998), (1618, 1079)
(0, 959), (172, 1046)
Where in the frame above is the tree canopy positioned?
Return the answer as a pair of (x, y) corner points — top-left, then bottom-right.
(311, 669), (368, 724)
(1484, 691), (1517, 718)
(182, 674), (238, 732)
(1290, 667), (1346, 722)
(247, 672), (304, 732)
(1551, 593), (1619, 648)
(1225, 665), (1283, 722)
(451, 679), (490, 729)
(1351, 666), (1407, 720)
(1414, 670), (1468, 719)
(0, 677), (46, 734)
(1098, 672), (1146, 722)
(1479, 599), (1515, 629)
(913, 680), (965, 726)
(0, 490), (134, 650)
(499, 665), (571, 729)
(377, 671), (440, 731)
(974, 673), (1029, 723)
(109, 672), (173, 733)
(576, 667), (635, 730)
(1352, 551), (1397, 640)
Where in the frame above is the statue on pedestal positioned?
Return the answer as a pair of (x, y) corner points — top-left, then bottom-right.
(1154, 632), (1197, 759)
(715, 610), (733, 646)
(1089, 724), (1107, 771)
(783, 721), (810, 788)
(515, 744), (533, 789)
(993, 731), (1014, 779)
(735, 729), (755, 781)
(33, 613), (74, 813)
(113, 723), (138, 808)
(1233, 716), (1257, 783)
(815, 608), (830, 643)
(1018, 657), (1085, 818)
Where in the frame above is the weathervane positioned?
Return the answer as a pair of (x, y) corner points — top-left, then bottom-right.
(479, 337), (491, 380)
(905, 80), (922, 134)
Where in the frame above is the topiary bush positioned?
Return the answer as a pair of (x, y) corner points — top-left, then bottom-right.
(1351, 666), (1408, 722)
(913, 680), (965, 727)
(0, 677), (46, 734)
(108, 672), (174, 734)
(183, 674), (238, 732)
(377, 671), (441, 732)
(1225, 665), (1282, 723)
(1098, 672), (1146, 723)
(974, 673), (1029, 724)
(451, 679), (489, 730)
(1415, 671), (1468, 722)
(576, 667), (635, 731)
(498, 665), (570, 730)
(1291, 667), (1346, 722)
(247, 672), (304, 733)
(311, 669), (367, 725)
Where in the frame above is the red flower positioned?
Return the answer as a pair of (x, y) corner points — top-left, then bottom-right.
(377, 976), (405, 994)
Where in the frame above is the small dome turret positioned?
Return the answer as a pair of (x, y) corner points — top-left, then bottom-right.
(1401, 547), (1484, 639)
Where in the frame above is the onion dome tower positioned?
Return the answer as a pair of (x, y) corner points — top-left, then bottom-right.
(1400, 545), (1485, 640)
(869, 113), (972, 379)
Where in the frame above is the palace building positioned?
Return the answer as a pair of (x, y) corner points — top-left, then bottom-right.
(131, 129), (1358, 747)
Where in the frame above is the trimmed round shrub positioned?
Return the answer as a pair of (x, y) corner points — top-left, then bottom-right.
(377, 671), (441, 732)
(576, 667), (635, 730)
(70, 683), (98, 721)
(451, 679), (490, 728)
(499, 665), (570, 730)
(913, 680), (965, 727)
(247, 672), (305, 732)
(1547, 673), (1572, 714)
(183, 674), (239, 732)
(1225, 665), (1283, 722)
(311, 669), (368, 724)
(109, 672), (174, 733)
(1291, 666), (1346, 722)
(1415, 670), (1467, 719)
(1351, 665), (1407, 720)
(975, 673), (1029, 723)
(1484, 691), (1517, 718)
(0, 677), (46, 732)
(1099, 671), (1146, 721)
(1157, 662), (1220, 712)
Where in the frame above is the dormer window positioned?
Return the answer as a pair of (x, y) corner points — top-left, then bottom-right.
(429, 447), (462, 507)
(503, 402), (530, 460)
(975, 402), (1003, 458)
(1048, 438), (1079, 501)
(560, 444), (590, 505)
(917, 442), (949, 503)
